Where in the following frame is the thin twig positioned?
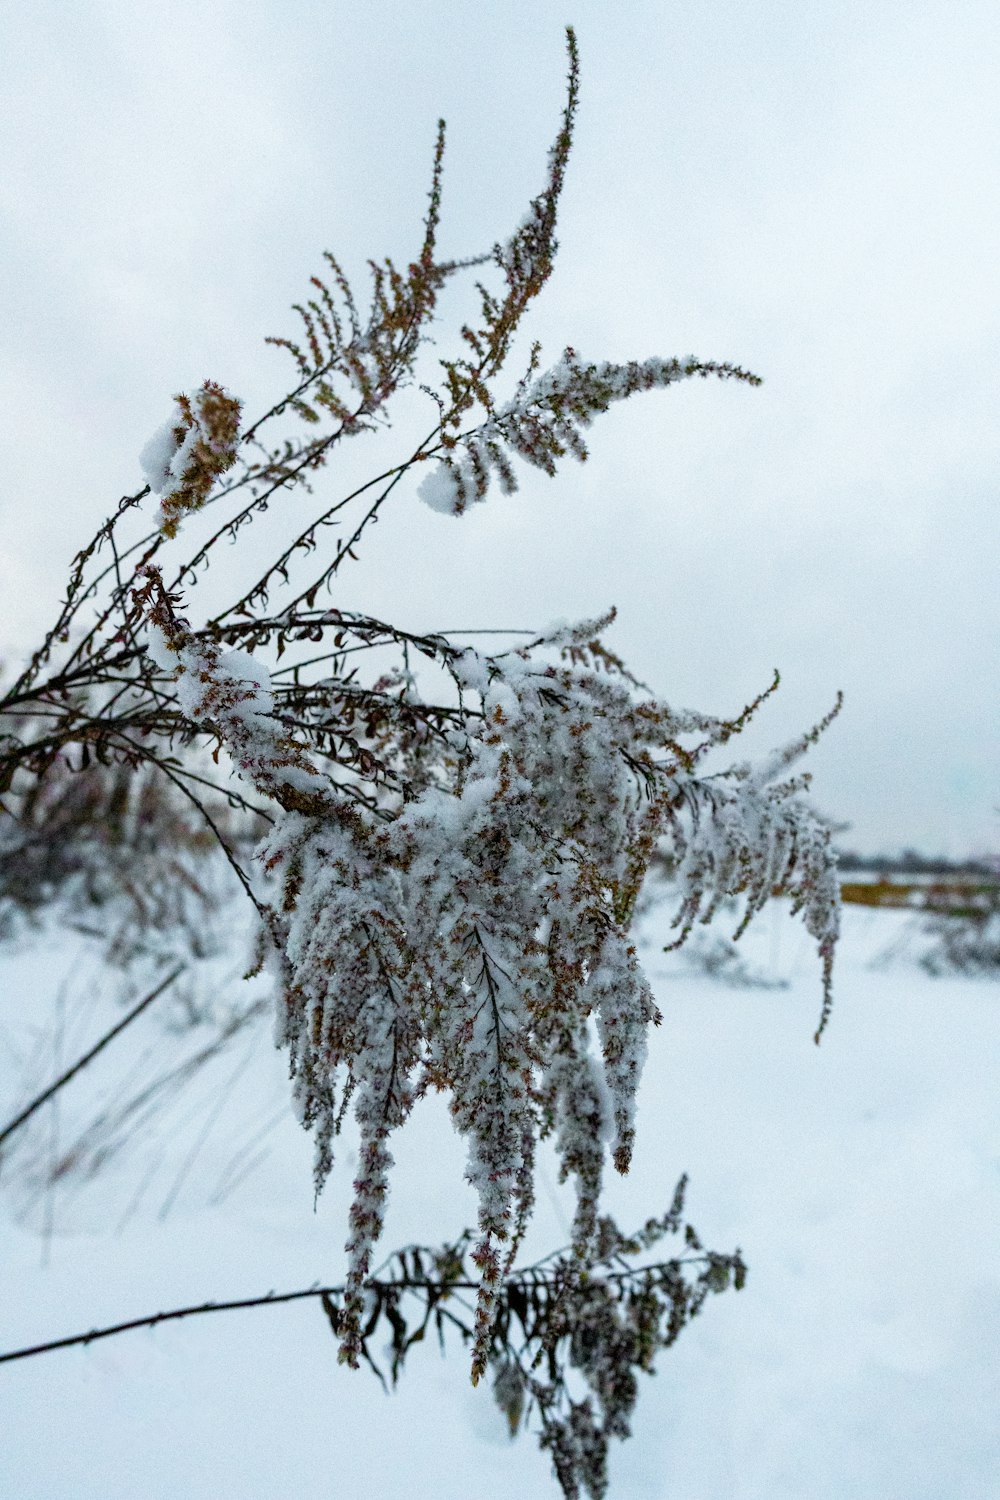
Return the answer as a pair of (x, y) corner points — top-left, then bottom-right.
(0, 966), (185, 1157)
(0, 1285), (340, 1366)
(0, 1251), (714, 1369)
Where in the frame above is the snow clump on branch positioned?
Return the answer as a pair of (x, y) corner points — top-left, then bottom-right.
(139, 381), (242, 539)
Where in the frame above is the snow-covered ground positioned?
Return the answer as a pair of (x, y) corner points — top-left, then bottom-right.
(2, 901), (998, 1499)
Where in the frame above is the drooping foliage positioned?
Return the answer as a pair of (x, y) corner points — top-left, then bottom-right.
(319, 1177), (746, 1500)
(149, 600), (836, 1378)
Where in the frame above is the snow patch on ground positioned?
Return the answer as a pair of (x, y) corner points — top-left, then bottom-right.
(1, 904), (997, 1498)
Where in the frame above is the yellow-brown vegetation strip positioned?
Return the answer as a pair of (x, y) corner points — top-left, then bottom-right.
(840, 879), (999, 918)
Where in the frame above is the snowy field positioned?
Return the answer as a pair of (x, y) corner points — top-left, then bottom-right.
(2, 901), (998, 1500)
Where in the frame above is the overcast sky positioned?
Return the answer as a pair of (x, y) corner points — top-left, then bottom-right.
(1, 0), (997, 855)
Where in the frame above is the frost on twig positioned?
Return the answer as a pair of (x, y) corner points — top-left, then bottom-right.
(419, 351), (761, 517)
(138, 595), (840, 1382)
(134, 566), (333, 819)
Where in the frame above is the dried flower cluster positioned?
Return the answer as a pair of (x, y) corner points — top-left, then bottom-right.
(419, 350), (760, 516)
(138, 594), (838, 1379)
(139, 381), (242, 539)
(1, 26), (841, 1475)
(319, 1177), (746, 1500)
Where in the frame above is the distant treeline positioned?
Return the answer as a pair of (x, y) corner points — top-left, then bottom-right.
(835, 849), (998, 878)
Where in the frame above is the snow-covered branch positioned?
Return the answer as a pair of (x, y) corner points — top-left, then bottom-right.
(1, 28), (842, 1459)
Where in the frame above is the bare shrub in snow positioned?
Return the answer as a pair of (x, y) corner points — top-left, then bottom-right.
(0, 29), (840, 1496)
(918, 881), (1000, 976)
